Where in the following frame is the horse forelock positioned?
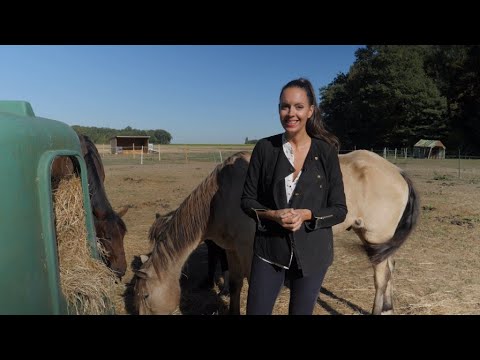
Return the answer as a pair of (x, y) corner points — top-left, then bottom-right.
(149, 151), (250, 275)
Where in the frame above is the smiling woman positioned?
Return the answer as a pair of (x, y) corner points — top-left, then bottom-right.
(240, 78), (347, 315)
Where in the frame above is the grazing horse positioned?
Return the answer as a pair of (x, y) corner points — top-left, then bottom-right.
(52, 134), (128, 278)
(135, 150), (419, 315)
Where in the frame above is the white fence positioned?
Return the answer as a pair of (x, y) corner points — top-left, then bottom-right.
(95, 144), (255, 165)
(95, 144), (480, 179)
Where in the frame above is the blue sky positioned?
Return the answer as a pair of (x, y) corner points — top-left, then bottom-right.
(0, 45), (362, 144)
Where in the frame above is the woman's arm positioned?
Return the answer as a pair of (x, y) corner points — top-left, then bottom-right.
(241, 141), (271, 230)
(305, 146), (348, 231)
(241, 141), (268, 213)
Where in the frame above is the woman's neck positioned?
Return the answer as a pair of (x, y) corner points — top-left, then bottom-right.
(284, 131), (311, 150)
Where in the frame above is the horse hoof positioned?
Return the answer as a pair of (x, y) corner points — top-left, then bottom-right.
(381, 309), (394, 315)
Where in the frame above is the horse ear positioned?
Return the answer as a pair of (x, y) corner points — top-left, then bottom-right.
(116, 206), (129, 217)
(93, 207), (108, 220)
(135, 269), (149, 279)
(140, 254), (149, 263)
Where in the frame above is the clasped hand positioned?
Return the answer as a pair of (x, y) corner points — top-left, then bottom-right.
(275, 208), (305, 232)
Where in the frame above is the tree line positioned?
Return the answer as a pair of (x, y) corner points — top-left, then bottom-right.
(72, 125), (172, 144)
(320, 45), (480, 154)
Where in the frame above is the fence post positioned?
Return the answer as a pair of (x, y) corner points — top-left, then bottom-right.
(184, 147), (188, 163)
(394, 148), (397, 159)
(133, 143), (135, 159)
(141, 146), (144, 165)
(219, 150), (223, 163)
(458, 148), (461, 178)
(158, 144), (161, 161)
(383, 147), (387, 159)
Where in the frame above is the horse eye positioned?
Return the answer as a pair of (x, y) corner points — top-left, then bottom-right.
(143, 294), (149, 299)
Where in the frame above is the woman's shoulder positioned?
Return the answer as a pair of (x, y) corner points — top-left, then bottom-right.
(311, 137), (336, 152)
(255, 133), (283, 149)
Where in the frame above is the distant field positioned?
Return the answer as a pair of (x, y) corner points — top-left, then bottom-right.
(96, 143), (480, 179)
(96, 143), (255, 166)
(95, 144), (255, 151)
(167, 144), (255, 148)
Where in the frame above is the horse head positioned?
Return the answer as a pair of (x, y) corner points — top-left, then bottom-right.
(134, 212), (181, 314)
(94, 205), (129, 278)
(134, 253), (181, 315)
(79, 133), (129, 278)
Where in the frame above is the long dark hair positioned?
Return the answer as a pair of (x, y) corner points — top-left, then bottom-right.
(279, 78), (339, 149)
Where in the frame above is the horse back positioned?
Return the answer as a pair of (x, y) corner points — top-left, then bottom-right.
(337, 150), (409, 244)
(206, 154), (255, 250)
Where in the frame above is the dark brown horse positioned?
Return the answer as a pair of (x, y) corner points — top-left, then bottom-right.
(135, 150), (419, 315)
(52, 134), (128, 277)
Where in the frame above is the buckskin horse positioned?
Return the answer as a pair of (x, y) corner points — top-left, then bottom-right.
(135, 150), (419, 315)
(52, 134), (128, 278)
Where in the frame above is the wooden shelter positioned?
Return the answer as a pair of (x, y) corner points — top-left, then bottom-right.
(413, 139), (446, 159)
(110, 135), (150, 154)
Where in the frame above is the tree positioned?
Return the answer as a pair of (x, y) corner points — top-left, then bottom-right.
(425, 45), (480, 153)
(153, 130), (172, 144)
(321, 45), (447, 149)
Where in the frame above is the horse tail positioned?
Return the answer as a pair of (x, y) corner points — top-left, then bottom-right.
(367, 171), (420, 265)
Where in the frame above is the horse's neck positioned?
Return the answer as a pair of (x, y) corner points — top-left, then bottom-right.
(155, 239), (201, 281)
(176, 242), (202, 275)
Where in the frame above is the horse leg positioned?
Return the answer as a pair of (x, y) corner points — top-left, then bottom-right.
(218, 249), (230, 296)
(219, 269), (230, 296)
(372, 258), (393, 315)
(225, 249), (244, 315)
(199, 240), (217, 289)
(382, 256), (395, 315)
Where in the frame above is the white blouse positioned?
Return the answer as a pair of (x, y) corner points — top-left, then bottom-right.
(282, 134), (302, 205)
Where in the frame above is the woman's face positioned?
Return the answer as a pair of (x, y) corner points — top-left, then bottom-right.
(279, 87), (314, 137)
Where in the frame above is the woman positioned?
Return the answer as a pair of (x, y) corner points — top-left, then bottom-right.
(241, 78), (347, 315)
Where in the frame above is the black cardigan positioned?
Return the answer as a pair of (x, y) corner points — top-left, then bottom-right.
(241, 133), (348, 276)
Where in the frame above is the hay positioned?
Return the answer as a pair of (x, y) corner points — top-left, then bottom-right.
(53, 176), (122, 315)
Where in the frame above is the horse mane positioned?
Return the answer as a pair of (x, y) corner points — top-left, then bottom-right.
(79, 134), (126, 232)
(80, 134), (105, 183)
(148, 210), (175, 244)
(148, 151), (251, 277)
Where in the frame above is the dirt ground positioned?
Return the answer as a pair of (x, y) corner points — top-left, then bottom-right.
(103, 158), (480, 315)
